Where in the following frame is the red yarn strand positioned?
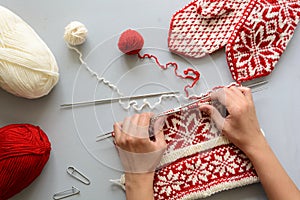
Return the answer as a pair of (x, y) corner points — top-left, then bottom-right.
(137, 52), (200, 97)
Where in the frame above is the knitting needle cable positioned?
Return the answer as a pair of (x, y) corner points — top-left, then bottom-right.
(61, 91), (180, 108)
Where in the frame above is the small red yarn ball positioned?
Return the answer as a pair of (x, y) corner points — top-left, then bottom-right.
(0, 124), (51, 200)
(118, 29), (144, 55)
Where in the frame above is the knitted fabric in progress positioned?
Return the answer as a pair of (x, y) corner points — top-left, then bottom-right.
(154, 103), (258, 199)
(168, 0), (252, 58)
(118, 85), (259, 199)
(226, 0), (300, 82)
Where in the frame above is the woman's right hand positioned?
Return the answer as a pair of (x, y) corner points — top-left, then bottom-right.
(199, 86), (266, 156)
(200, 86), (300, 200)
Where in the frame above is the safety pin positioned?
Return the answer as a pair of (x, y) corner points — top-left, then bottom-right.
(67, 166), (90, 185)
(95, 80), (268, 142)
(53, 186), (80, 200)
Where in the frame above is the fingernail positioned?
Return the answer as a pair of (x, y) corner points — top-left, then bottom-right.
(200, 107), (208, 113)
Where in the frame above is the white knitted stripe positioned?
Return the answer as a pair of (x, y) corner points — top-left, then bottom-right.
(113, 174), (260, 199)
(158, 135), (230, 167)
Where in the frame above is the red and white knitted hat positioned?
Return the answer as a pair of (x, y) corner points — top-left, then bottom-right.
(115, 84), (259, 199)
(226, 0), (300, 82)
(168, 0), (253, 58)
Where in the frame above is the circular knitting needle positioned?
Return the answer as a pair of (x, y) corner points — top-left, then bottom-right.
(61, 91), (180, 108)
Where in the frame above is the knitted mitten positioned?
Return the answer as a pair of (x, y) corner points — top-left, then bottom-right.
(168, 0), (253, 58)
(226, 0), (300, 82)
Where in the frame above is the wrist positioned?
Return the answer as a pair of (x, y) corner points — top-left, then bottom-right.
(243, 133), (269, 161)
(125, 172), (155, 200)
(125, 172), (155, 190)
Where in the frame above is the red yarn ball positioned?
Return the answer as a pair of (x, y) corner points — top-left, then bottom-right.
(0, 124), (51, 200)
(118, 29), (144, 55)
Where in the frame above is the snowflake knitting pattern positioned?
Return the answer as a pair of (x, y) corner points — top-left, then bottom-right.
(163, 108), (219, 153)
(226, 0), (300, 82)
(153, 92), (258, 199)
(116, 85), (259, 199)
(154, 144), (258, 199)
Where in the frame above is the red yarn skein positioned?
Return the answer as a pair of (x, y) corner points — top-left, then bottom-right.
(0, 124), (51, 200)
(118, 29), (144, 55)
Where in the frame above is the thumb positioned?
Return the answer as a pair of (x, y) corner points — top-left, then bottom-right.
(154, 129), (167, 148)
(199, 104), (225, 131)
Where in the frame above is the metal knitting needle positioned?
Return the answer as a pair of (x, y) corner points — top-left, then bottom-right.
(96, 118), (156, 142)
(242, 80), (268, 88)
(153, 80), (269, 119)
(96, 132), (113, 142)
(96, 80), (268, 142)
(95, 98), (210, 142)
(61, 91), (180, 108)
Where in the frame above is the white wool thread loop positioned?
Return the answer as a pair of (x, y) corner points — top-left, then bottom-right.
(110, 174), (126, 190)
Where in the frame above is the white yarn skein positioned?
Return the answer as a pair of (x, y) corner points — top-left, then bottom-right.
(0, 6), (59, 99)
(64, 21), (88, 46)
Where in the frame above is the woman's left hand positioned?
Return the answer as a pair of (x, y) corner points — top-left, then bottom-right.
(113, 113), (167, 200)
(114, 113), (167, 173)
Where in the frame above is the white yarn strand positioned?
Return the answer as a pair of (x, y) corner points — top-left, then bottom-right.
(64, 24), (178, 111)
(0, 6), (59, 99)
(110, 174), (126, 190)
(118, 94), (180, 111)
(65, 42), (124, 96)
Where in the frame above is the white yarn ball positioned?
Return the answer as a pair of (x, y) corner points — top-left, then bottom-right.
(64, 21), (88, 46)
(0, 6), (59, 99)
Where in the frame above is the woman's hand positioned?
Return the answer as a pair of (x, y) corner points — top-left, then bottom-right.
(113, 113), (167, 200)
(200, 86), (300, 200)
(200, 86), (265, 156)
(114, 113), (167, 173)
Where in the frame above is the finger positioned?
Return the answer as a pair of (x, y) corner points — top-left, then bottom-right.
(238, 87), (253, 102)
(154, 116), (166, 131)
(130, 114), (140, 126)
(229, 86), (245, 99)
(113, 122), (122, 144)
(200, 104), (225, 131)
(127, 114), (139, 137)
(122, 117), (131, 135)
(112, 122), (122, 137)
(137, 113), (155, 139)
(212, 87), (244, 114)
(155, 130), (167, 147)
(138, 112), (153, 127)
(210, 88), (226, 105)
